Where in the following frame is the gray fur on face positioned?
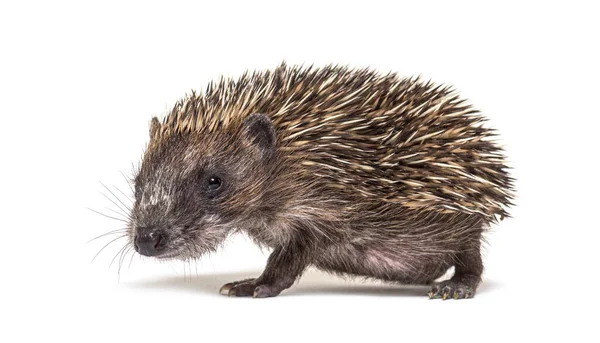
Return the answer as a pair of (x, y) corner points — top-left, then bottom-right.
(130, 136), (235, 259)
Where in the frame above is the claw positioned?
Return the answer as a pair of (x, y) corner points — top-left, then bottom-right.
(219, 284), (232, 295)
(430, 281), (476, 300)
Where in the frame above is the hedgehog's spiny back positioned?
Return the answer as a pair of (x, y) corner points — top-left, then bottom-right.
(154, 63), (514, 221)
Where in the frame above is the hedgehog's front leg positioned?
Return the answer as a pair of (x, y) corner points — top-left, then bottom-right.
(219, 241), (310, 298)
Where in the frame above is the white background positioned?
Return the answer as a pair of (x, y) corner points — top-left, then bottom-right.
(1, 0), (598, 342)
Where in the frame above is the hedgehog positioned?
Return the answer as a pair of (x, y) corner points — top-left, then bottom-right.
(127, 62), (514, 300)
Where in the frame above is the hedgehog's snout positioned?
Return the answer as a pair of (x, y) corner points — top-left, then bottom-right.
(134, 226), (168, 257)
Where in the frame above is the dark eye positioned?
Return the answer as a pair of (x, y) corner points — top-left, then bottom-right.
(207, 176), (222, 191)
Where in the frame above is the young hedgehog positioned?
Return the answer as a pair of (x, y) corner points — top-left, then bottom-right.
(129, 63), (514, 300)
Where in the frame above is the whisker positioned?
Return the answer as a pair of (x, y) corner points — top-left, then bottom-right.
(120, 168), (136, 194)
(183, 260), (192, 281)
(86, 228), (128, 244)
(104, 206), (130, 220)
(120, 170), (135, 195)
(87, 207), (128, 223)
(167, 261), (179, 276)
(128, 248), (136, 270)
(113, 184), (133, 205)
(118, 246), (132, 281)
(100, 181), (132, 212)
(110, 242), (130, 268)
(99, 192), (130, 218)
(91, 235), (127, 263)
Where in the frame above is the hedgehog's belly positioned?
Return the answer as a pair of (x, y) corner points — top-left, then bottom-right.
(315, 243), (453, 284)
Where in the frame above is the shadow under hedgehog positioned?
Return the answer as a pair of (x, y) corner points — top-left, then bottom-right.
(126, 63), (514, 300)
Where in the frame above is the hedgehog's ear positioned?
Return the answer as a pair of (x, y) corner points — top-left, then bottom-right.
(242, 113), (276, 159)
(149, 117), (160, 139)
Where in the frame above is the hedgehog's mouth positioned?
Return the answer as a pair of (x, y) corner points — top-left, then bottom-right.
(153, 252), (181, 259)
(151, 245), (188, 260)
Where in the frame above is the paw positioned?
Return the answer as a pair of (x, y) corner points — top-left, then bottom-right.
(219, 279), (282, 298)
(219, 278), (256, 297)
(428, 280), (475, 300)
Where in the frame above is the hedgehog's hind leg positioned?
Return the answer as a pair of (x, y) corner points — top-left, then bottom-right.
(428, 246), (483, 300)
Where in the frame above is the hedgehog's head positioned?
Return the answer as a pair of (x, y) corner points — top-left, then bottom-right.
(128, 113), (277, 260)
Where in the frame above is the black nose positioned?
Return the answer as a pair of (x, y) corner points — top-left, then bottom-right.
(134, 227), (167, 257)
